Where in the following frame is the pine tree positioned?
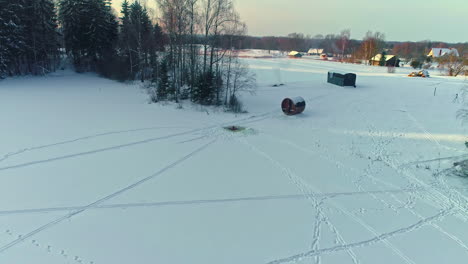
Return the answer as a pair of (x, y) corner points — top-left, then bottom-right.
(129, 1), (153, 80)
(121, 0), (130, 22)
(153, 23), (165, 52)
(157, 58), (170, 100)
(96, 0), (118, 61)
(0, 0), (60, 77)
(23, 0), (60, 74)
(379, 51), (387, 66)
(118, 1), (154, 80)
(194, 70), (216, 105)
(0, 0), (28, 76)
(59, 0), (117, 71)
(119, 0), (133, 77)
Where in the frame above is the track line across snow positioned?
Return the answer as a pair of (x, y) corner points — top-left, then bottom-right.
(266, 208), (453, 264)
(245, 134), (420, 264)
(3, 187), (465, 216)
(0, 126), (189, 164)
(238, 138), (361, 264)
(0, 139), (216, 253)
(0, 113), (270, 173)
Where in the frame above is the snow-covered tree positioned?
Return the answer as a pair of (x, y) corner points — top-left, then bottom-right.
(119, 1), (156, 80)
(157, 57), (170, 100)
(0, 0), (28, 76)
(24, 0), (60, 74)
(0, 0), (58, 77)
(59, 0), (118, 71)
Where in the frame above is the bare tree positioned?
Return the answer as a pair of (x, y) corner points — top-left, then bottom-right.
(157, 0), (191, 101)
(154, 0), (255, 107)
(222, 15), (246, 104)
(337, 29), (350, 62)
(457, 83), (468, 124)
(187, 0), (199, 96)
(358, 31), (385, 64)
(200, 0), (237, 73)
(437, 54), (467, 77)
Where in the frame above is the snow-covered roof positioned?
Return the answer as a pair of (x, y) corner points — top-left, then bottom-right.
(370, 54), (396, 61)
(428, 48), (459, 57)
(290, 96), (305, 103)
(288, 51), (300, 56)
(308, 48), (324, 54)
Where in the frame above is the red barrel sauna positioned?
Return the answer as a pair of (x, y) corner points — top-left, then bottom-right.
(281, 97), (306, 115)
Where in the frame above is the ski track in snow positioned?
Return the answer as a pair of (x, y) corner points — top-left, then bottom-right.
(177, 135), (209, 144)
(333, 98), (468, 251)
(328, 96), (468, 253)
(367, 124), (468, 214)
(3, 187), (468, 217)
(0, 140), (216, 253)
(0, 90), (334, 174)
(310, 199), (325, 264)
(259, 130), (467, 260)
(363, 126), (468, 250)
(0, 126), (189, 164)
(266, 208), (454, 264)
(405, 112), (460, 152)
(238, 138), (363, 264)
(0, 113), (270, 173)
(241, 127), (468, 264)
(403, 111), (468, 210)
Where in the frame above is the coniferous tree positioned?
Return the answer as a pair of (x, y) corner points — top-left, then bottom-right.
(59, 0), (117, 71)
(157, 58), (170, 100)
(119, 0), (133, 77)
(0, 0), (59, 77)
(0, 0), (28, 76)
(194, 70), (216, 105)
(129, 1), (152, 80)
(96, 0), (118, 61)
(24, 0), (60, 74)
(153, 23), (165, 52)
(119, 1), (154, 80)
(379, 51), (387, 66)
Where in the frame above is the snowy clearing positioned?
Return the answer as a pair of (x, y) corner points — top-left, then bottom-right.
(0, 58), (467, 264)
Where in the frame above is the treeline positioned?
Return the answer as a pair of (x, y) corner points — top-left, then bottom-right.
(0, 0), (255, 110)
(0, 0), (60, 77)
(238, 31), (468, 61)
(392, 41), (468, 61)
(238, 31), (467, 75)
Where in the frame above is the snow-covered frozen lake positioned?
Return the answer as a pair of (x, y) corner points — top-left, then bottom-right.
(0, 58), (467, 264)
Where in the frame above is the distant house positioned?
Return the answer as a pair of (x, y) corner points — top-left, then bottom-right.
(428, 48), (459, 58)
(307, 48), (324, 55)
(370, 54), (400, 67)
(288, 51), (303, 58)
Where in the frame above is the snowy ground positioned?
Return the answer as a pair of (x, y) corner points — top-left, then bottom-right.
(237, 49), (287, 58)
(0, 58), (467, 264)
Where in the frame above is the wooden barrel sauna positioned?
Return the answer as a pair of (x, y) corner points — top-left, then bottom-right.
(281, 97), (306, 115)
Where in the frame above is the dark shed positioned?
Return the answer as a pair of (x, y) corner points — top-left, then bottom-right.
(327, 72), (357, 87)
(282, 97), (306, 115)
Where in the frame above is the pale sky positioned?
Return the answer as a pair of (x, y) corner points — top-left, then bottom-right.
(112, 0), (468, 43)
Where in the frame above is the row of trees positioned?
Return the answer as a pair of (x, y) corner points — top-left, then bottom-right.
(236, 32), (359, 57)
(151, 0), (254, 108)
(238, 31), (466, 68)
(0, 0), (60, 77)
(0, 0), (255, 110)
